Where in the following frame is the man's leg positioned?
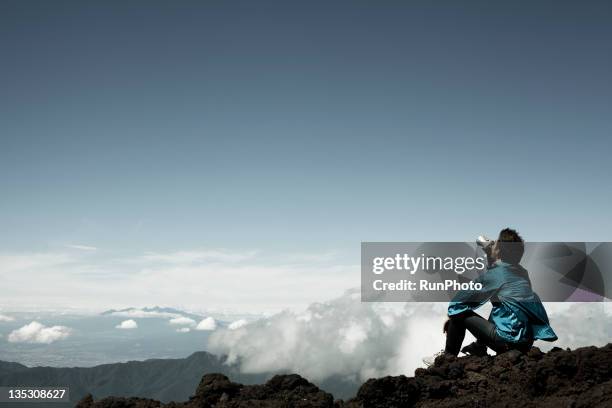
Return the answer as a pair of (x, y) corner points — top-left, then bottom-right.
(462, 312), (499, 351)
(444, 315), (469, 355)
(445, 311), (497, 355)
(461, 309), (494, 356)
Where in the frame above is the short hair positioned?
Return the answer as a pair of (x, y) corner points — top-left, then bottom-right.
(494, 228), (524, 264)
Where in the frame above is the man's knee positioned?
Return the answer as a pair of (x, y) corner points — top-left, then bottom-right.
(446, 316), (466, 331)
(449, 310), (478, 321)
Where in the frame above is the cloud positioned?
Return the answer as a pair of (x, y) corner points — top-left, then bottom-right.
(338, 322), (368, 354)
(109, 309), (183, 319)
(176, 327), (191, 333)
(543, 302), (612, 351)
(0, 248), (356, 313)
(8, 321), (72, 344)
(169, 316), (196, 327)
(196, 317), (217, 331)
(0, 253), (74, 273)
(116, 319), (138, 329)
(210, 290), (612, 384)
(66, 244), (98, 251)
(228, 319), (248, 330)
(0, 313), (15, 322)
(209, 290), (447, 382)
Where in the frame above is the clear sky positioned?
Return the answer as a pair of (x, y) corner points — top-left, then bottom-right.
(1, 1), (611, 311)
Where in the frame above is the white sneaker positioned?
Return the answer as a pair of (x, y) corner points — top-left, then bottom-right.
(422, 350), (448, 367)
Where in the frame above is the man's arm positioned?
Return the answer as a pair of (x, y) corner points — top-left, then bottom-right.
(447, 268), (503, 316)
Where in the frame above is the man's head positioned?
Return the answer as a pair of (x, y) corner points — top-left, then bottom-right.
(492, 228), (524, 264)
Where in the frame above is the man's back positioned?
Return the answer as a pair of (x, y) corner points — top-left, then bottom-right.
(489, 262), (557, 343)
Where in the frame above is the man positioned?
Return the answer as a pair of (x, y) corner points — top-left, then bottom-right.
(424, 228), (557, 365)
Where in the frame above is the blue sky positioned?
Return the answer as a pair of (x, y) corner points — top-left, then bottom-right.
(1, 1), (611, 310)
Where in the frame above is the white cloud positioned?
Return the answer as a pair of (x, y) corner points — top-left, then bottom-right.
(169, 316), (196, 327)
(210, 291), (612, 384)
(208, 290), (452, 382)
(176, 327), (191, 333)
(228, 319), (248, 330)
(66, 244), (98, 251)
(338, 322), (368, 354)
(115, 319), (138, 329)
(195, 317), (217, 331)
(8, 321), (72, 344)
(0, 313), (15, 322)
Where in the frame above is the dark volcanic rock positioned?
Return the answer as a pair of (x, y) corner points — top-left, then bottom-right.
(76, 393), (161, 407)
(77, 373), (334, 408)
(191, 373), (242, 405)
(343, 344), (612, 408)
(76, 344), (612, 408)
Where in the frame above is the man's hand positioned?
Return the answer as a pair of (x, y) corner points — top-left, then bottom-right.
(443, 318), (450, 333)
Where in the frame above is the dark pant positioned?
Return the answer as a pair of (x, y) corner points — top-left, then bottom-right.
(444, 311), (532, 355)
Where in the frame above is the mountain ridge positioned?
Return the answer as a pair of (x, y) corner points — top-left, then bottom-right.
(100, 306), (205, 321)
(0, 351), (359, 406)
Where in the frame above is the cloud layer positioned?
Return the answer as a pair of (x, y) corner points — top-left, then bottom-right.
(0, 249), (356, 313)
(209, 290), (447, 382)
(209, 290), (612, 383)
(8, 321), (72, 344)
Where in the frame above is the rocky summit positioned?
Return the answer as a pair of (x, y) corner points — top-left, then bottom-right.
(76, 344), (612, 408)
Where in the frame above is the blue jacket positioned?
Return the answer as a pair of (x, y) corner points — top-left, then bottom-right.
(448, 261), (558, 343)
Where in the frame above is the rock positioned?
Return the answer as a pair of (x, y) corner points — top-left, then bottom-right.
(341, 343), (612, 408)
(353, 375), (420, 408)
(191, 373), (242, 406)
(75, 395), (161, 408)
(463, 356), (488, 372)
(528, 347), (544, 360)
(498, 349), (523, 364)
(79, 344), (612, 408)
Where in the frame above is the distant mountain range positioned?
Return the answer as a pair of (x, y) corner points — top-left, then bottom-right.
(101, 306), (206, 322)
(0, 351), (359, 407)
(0, 351), (258, 407)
